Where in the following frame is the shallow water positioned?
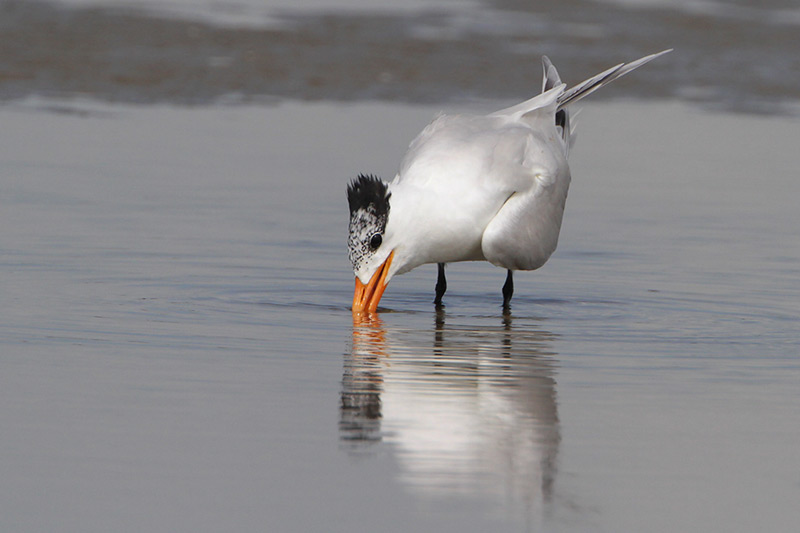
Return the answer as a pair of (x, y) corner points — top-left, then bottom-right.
(2, 0), (800, 530)
(2, 98), (799, 532)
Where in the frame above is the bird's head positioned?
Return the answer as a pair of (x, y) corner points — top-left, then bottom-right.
(347, 174), (396, 314)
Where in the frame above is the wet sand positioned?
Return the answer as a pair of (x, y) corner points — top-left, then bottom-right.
(2, 0), (799, 112)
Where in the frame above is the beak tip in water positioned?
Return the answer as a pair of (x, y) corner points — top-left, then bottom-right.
(351, 251), (394, 314)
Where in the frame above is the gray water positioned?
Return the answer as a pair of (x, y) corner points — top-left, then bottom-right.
(2, 1), (800, 532)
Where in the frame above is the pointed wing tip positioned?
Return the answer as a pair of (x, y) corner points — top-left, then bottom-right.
(642, 49), (674, 62)
(621, 49), (673, 73)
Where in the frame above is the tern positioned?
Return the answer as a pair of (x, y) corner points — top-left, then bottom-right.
(348, 50), (671, 314)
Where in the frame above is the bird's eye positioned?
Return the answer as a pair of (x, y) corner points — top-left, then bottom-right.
(369, 233), (383, 249)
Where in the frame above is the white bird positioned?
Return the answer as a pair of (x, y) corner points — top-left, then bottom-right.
(348, 50), (671, 314)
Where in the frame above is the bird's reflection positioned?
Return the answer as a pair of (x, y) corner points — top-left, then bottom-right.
(339, 316), (387, 450)
(341, 311), (560, 521)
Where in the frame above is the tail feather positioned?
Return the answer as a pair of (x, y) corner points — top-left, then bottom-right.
(490, 49), (671, 148)
(541, 56), (571, 150)
(552, 49), (671, 155)
(541, 56), (562, 93)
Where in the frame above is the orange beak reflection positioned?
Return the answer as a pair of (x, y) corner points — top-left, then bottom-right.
(352, 251), (394, 315)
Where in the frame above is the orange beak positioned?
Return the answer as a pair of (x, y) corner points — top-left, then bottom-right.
(352, 251), (394, 315)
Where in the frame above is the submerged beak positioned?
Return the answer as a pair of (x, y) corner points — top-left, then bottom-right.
(352, 251), (394, 315)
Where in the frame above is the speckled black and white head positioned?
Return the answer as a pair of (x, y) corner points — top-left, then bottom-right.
(347, 174), (391, 275)
(347, 174), (394, 313)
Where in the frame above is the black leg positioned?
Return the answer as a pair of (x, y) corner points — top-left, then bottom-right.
(434, 263), (447, 307)
(502, 269), (514, 310)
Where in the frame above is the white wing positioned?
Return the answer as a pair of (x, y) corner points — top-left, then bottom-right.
(480, 50), (672, 270)
(384, 51), (671, 275)
(481, 84), (571, 271)
(387, 105), (567, 273)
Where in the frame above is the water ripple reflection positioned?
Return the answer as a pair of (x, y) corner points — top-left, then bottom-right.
(341, 312), (560, 521)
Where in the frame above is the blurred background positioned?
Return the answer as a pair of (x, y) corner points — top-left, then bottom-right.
(2, 2), (799, 533)
(2, 0), (798, 112)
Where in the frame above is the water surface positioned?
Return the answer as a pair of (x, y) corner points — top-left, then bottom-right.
(2, 98), (798, 532)
(2, 0), (800, 530)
